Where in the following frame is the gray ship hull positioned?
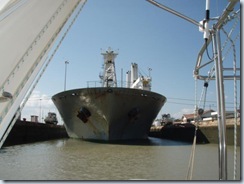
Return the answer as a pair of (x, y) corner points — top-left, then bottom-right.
(52, 87), (166, 141)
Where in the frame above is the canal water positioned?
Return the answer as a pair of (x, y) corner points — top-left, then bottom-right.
(0, 137), (240, 181)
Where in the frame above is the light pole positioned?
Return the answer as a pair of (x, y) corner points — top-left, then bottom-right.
(39, 98), (42, 123)
(64, 60), (69, 91)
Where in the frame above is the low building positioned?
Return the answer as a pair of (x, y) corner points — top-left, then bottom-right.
(182, 109), (240, 123)
(182, 109), (216, 123)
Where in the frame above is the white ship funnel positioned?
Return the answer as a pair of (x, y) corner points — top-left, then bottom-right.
(126, 71), (131, 88)
(131, 63), (138, 85)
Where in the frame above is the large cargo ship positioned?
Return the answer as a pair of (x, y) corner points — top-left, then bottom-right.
(52, 48), (166, 141)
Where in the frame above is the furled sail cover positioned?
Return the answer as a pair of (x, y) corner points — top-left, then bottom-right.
(0, 0), (85, 147)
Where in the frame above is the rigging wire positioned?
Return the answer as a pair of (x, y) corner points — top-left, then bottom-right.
(186, 72), (210, 180)
(232, 41), (238, 180)
(197, 81), (209, 110)
(167, 97), (237, 106)
(20, 1), (87, 113)
(221, 28), (239, 181)
(186, 124), (197, 180)
(221, 13), (239, 179)
(185, 78), (199, 180)
(138, 65), (150, 78)
(186, 6), (241, 180)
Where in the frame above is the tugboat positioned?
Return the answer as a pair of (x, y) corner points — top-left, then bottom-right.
(44, 112), (58, 125)
(52, 48), (167, 141)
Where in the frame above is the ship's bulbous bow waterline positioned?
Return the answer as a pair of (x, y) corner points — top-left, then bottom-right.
(52, 87), (166, 141)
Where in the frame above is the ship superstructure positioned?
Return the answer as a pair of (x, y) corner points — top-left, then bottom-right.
(100, 48), (118, 87)
(52, 48), (166, 141)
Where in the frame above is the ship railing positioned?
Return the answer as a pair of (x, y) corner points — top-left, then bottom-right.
(86, 81), (132, 88)
(86, 81), (102, 88)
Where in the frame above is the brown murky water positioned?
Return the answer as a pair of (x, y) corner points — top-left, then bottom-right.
(0, 137), (240, 180)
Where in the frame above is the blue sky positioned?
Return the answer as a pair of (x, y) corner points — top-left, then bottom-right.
(21, 0), (240, 122)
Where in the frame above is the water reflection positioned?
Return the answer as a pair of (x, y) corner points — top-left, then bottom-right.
(86, 137), (192, 146)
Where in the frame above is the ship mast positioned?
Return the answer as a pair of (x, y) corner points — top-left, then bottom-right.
(100, 48), (118, 87)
